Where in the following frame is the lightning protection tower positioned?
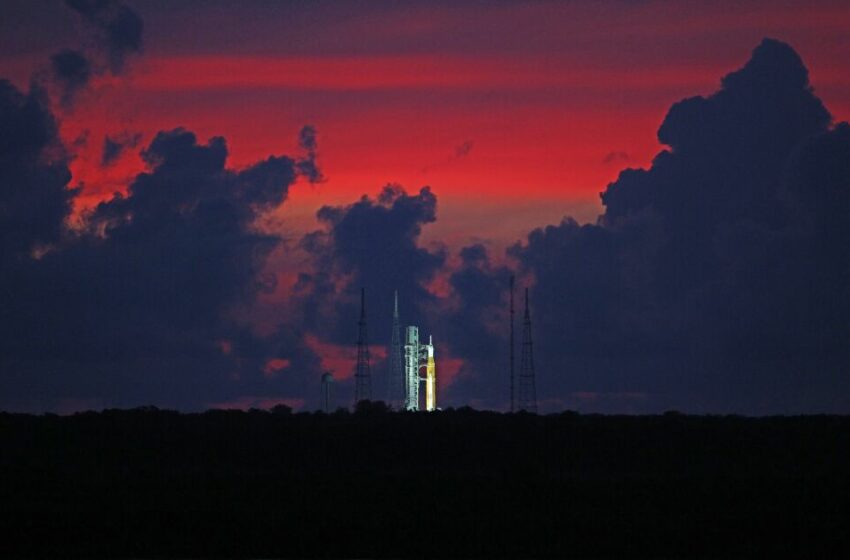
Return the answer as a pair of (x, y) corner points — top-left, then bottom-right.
(321, 372), (334, 412)
(387, 290), (406, 408)
(517, 287), (538, 413)
(509, 275), (515, 412)
(354, 288), (372, 404)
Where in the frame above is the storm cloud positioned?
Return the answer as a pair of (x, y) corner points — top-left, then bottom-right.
(296, 185), (444, 343)
(493, 39), (849, 413)
(439, 243), (512, 407)
(0, 80), (75, 257)
(290, 185), (445, 400)
(0, 76), (321, 410)
(3, 19), (850, 416)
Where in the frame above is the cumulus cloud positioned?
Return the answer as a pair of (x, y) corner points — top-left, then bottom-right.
(296, 185), (445, 344)
(499, 38), (847, 413)
(4, 27), (850, 415)
(170, 38), (847, 413)
(440, 244), (512, 406)
(0, 75), (321, 409)
(0, 80), (75, 257)
(0, 0), (325, 411)
(293, 185), (444, 393)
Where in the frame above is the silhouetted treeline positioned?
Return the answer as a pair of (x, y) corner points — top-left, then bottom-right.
(1, 404), (849, 557)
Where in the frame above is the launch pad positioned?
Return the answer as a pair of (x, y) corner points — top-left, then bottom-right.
(358, 289), (439, 411)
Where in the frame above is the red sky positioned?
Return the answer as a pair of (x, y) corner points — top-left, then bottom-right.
(1, 0), (849, 411)
(2, 1), (848, 253)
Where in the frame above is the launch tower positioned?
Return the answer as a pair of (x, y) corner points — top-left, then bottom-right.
(400, 298), (438, 411)
(404, 326), (420, 410)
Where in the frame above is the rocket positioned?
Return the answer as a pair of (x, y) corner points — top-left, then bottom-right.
(425, 335), (436, 412)
(399, 296), (438, 412)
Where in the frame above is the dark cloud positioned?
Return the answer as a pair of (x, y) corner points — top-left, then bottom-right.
(0, 75), (321, 410)
(50, 49), (91, 107)
(295, 185), (444, 388)
(250, 40), (849, 413)
(296, 125), (323, 183)
(49, 0), (143, 106)
(4, 30), (850, 415)
(101, 131), (141, 166)
(0, 80), (75, 257)
(65, 0), (143, 74)
(440, 244), (512, 407)
(497, 38), (847, 413)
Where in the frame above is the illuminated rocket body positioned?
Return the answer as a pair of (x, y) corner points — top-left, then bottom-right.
(425, 336), (436, 412)
(400, 301), (438, 411)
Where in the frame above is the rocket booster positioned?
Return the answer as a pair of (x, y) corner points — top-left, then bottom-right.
(425, 335), (436, 411)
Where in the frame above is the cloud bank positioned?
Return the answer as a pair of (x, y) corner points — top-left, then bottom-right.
(497, 39), (848, 413)
(2, 6), (850, 418)
(0, 79), (320, 410)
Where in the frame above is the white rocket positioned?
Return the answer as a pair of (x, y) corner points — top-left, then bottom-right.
(425, 335), (436, 412)
(403, 326), (437, 411)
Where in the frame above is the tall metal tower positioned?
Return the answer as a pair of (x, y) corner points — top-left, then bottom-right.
(509, 275), (515, 412)
(354, 287), (372, 404)
(321, 371), (334, 412)
(404, 326), (420, 410)
(387, 290), (405, 408)
(517, 287), (538, 413)
(403, 324), (438, 412)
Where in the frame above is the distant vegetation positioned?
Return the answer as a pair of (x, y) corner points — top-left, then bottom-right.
(1, 405), (849, 556)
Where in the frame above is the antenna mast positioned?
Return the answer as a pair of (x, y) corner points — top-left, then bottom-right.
(518, 287), (537, 413)
(355, 287), (372, 404)
(321, 372), (334, 413)
(510, 275), (515, 412)
(387, 290), (405, 408)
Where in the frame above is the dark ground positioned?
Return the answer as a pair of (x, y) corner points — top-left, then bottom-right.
(1, 404), (849, 557)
